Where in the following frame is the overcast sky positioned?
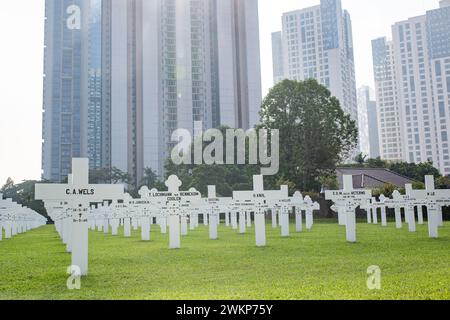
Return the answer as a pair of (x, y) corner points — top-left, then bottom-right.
(0, 0), (441, 185)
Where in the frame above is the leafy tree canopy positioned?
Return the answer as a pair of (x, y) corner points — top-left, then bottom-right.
(259, 79), (358, 191)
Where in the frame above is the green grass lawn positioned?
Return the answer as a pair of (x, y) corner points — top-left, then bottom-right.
(0, 220), (449, 300)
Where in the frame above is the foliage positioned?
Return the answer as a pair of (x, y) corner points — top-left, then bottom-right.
(259, 79), (358, 192)
(164, 126), (262, 196)
(0, 179), (46, 218)
(341, 156), (442, 184)
(354, 153), (368, 165)
(88, 167), (133, 185)
(388, 162), (440, 183)
(318, 173), (339, 191)
(139, 168), (166, 191)
(275, 176), (297, 195)
(366, 157), (388, 168)
(372, 183), (398, 198)
(436, 176), (450, 189)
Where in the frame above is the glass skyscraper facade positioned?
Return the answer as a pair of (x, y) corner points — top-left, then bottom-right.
(87, 0), (103, 170)
(42, 0), (86, 182)
(42, 0), (262, 183)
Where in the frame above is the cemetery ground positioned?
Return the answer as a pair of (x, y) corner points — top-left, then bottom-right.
(0, 220), (449, 300)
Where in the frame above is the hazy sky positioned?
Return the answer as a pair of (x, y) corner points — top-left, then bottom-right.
(0, 0), (441, 185)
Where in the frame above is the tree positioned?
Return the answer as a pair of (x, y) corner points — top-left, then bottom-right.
(318, 173), (339, 191)
(388, 161), (440, 183)
(354, 153), (367, 166)
(259, 79), (358, 192)
(164, 125), (261, 195)
(436, 176), (450, 189)
(372, 183), (398, 198)
(140, 168), (156, 187)
(1, 177), (14, 192)
(366, 157), (388, 168)
(1, 180), (47, 218)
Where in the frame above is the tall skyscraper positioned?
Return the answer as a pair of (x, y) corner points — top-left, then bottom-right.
(367, 97), (380, 159)
(372, 37), (403, 161)
(271, 31), (284, 85)
(272, 0), (358, 123)
(42, 0), (262, 183)
(357, 86), (380, 158)
(42, 0), (89, 182)
(357, 86), (371, 156)
(372, 0), (450, 175)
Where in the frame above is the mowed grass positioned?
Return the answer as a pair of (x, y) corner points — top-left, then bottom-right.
(0, 219), (449, 300)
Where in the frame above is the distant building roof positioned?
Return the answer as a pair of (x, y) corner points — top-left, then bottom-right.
(336, 167), (416, 189)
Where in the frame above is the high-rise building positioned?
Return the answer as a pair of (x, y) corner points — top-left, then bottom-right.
(371, 37), (402, 161)
(271, 31), (284, 85)
(372, 0), (450, 175)
(367, 98), (380, 159)
(42, 0), (89, 182)
(272, 0), (358, 123)
(357, 86), (371, 156)
(42, 0), (262, 183)
(87, 0), (103, 170)
(357, 86), (380, 158)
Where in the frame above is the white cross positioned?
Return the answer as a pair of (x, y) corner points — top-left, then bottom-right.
(233, 175), (288, 246)
(139, 175), (201, 249)
(303, 196), (320, 230)
(289, 191), (304, 232)
(44, 200), (70, 240)
(373, 195), (388, 227)
(128, 195), (158, 241)
(325, 175), (372, 242)
(383, 191), (406, 229)
(406, 176), (449, 238)
(138, 186), (169, 234)
(203, 186), (232, 240)
(360, 198), (374, 224)
(35, 158), (125, 275)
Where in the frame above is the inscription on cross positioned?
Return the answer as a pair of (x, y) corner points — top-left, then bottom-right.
(35, 158), (124, 275)
(325, 175), (372, 242)
(406, 176), (449, 238)
(233, 175), (288, 246)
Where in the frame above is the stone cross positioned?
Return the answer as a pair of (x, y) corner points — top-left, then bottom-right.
(233, 175), (288, 246)
(303, 196), (320, 230)
(139, 186), (169, 234)
(204, 186), (232, 240)
(384, 191), (405, 229)
(376, 195), (388, 227)
(406, 176), (449, 238)
(325, 175), (372, 242)
(35, 158), (124, 275)
(141, 175), (201, 249)
(291, 192), (304, 232)
(360, 198), (373, 224)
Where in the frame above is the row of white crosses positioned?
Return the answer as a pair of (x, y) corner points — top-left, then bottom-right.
(362, 176), (448, 238)
(87, 174), (319, 248)
(326, 175), (448, 242)
(0, 193), (47, 241)
(35, 158), (323, 275)
(393, 176), (447, 238)
(231, 175), (320, 246)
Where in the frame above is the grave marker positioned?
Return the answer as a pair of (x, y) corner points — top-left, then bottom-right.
(325, 175), (372, 242)
(35, 158), (124, 275)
